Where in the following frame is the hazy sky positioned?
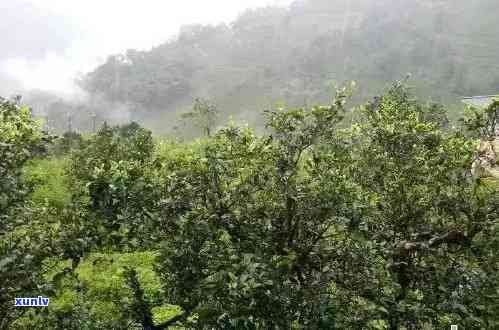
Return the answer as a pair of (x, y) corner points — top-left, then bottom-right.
(1, 0), (294, 96)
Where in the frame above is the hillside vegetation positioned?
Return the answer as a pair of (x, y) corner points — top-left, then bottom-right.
(68, 0), (499, 132)
(1, 84), (499, 329)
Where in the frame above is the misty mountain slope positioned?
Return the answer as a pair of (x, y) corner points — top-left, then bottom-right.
(79, 0), (499, 131)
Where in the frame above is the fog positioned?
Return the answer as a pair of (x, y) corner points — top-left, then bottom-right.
(1, 0), (498, 135)
(0, 1), (73, 95)
(1, 0), (293, 96)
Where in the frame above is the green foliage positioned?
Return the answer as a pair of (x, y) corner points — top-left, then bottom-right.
(155, 84), (498, 328)
(0, 97), (54, 327)
(77, 252), (161, 302)
(0, 98), (47, 221)
(3, 86), (498, 329)
(51, 131), (84, 155)
(462, 99), (499, 139)
(23, 157), (71, 209)
(157, 86), (360, 328)
(334, 83), (499, 329)
(178, 98), (219, 138)
(13, 252), (182, 329)
(68, 122), (161, 249)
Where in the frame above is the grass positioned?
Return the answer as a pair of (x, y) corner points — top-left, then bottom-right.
(23, 157), (71, 209)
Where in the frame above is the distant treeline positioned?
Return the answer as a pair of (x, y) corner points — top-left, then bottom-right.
(77, 0), (499, 130)
(26, 0), (499, 134)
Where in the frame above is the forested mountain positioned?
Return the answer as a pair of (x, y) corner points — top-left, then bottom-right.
(77, 0), (499, 131)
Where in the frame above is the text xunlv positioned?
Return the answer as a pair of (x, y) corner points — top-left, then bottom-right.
(14, 297), (50, 307)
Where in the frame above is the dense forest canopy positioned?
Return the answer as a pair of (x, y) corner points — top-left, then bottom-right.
(68, 0), (499, 133)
